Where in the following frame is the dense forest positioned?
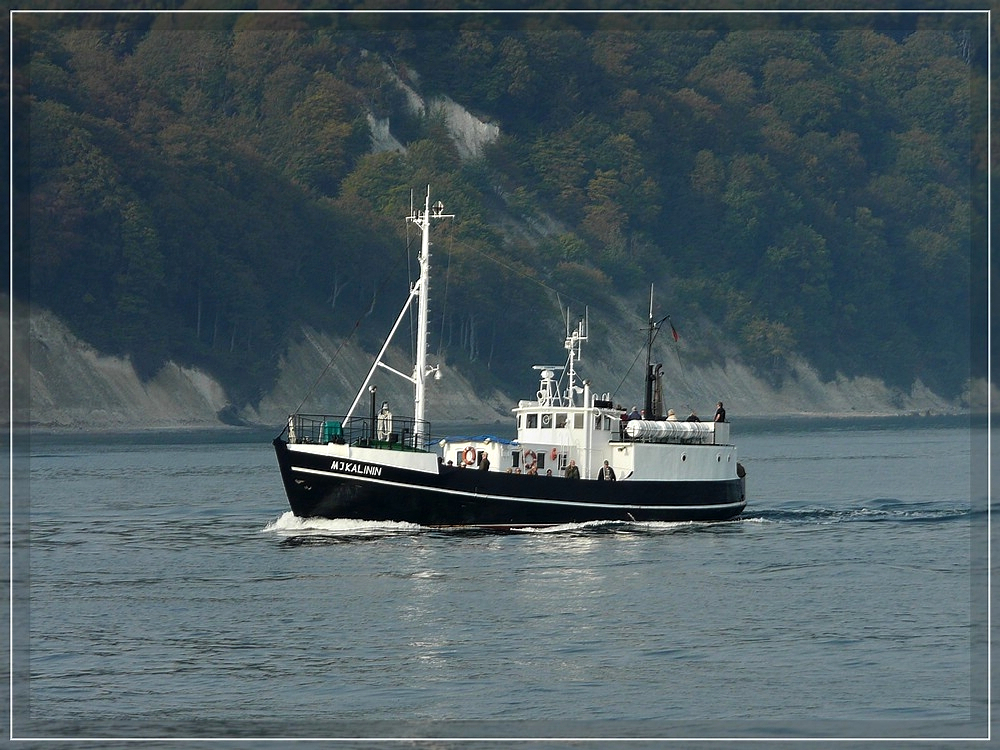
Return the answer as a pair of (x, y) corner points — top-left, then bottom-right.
(11, 7), (989, 410)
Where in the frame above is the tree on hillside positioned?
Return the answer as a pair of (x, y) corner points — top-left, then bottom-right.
(13, 11), (984, 409)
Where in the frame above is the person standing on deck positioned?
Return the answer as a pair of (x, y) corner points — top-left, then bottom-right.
(597, 460), (616, 481)
(715, 402), (726, 422)
(564, 460), (581, 479)
(376, 402), (392, 440)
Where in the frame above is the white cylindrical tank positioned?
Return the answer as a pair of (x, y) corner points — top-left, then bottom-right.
(625, 419), (715, 442)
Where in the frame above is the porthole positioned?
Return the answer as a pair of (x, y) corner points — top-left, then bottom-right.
(716, 454), (721, 462)
(681, 453), (687, 461)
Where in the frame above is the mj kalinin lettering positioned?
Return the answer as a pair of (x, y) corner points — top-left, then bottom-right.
(330, 459), (383, 477)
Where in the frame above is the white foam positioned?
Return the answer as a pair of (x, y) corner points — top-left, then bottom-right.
(519, 519), (622, 533)
(260, 513), (746, 536)
(261, 511), (421, 536)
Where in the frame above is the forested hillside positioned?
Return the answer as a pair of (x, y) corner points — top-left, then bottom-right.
(11, 8), (988, 411)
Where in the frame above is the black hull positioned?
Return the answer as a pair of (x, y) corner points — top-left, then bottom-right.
(274, 439), (746, 528)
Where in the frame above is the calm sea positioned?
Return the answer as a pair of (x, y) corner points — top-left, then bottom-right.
(11, 416), (990, 746)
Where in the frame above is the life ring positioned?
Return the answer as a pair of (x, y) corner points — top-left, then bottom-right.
(463, 446), (477, 465)
(550, 447), (558, 461)
(523, 449), (536, 471)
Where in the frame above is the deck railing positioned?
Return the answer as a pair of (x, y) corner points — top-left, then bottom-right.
(285, 413), (431, 451)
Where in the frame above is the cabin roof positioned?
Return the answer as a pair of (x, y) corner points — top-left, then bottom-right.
(442, 434), (517, 445)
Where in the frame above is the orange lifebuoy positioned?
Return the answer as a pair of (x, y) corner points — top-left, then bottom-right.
(523, 449), (536, 471)
(463, 446), (477, 465)
(550, 447), (558, 461)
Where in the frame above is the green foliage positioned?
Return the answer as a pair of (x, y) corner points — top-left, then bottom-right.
(741, 317), (797, 384)
(14, 11), (983, 408)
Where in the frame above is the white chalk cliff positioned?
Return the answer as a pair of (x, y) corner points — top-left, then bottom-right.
(6, 296), (978, 432)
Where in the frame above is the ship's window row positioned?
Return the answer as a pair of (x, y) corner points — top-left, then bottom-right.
(521, 412), (592, 430)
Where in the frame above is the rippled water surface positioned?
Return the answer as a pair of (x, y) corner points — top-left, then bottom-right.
(12, 417), (989, 744)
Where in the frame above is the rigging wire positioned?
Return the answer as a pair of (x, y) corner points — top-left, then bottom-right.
(612, 339), (650, 401)
(289, 240), (413, 417)
(436, 233), (453, 360)
(405, 214), (416, 364)
(450, 236), (661, 337)
(610, 315), (681, 403)
(447, 235), (680, 397)
(291, 217), (681, 418)
(458, 240), (588, 312)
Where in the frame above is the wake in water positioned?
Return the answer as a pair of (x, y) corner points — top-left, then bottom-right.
(261, 500), (971, 539)
(743, 499), (973, 526)
(262, 511), (422, 537)
(260, 512), (741, 538)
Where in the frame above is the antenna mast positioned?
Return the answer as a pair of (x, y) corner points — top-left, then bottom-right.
(644, 285), (655, 417)
(563, 309), (588, 406)
(406, 187), (453, 429)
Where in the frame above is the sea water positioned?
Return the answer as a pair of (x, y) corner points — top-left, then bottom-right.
(11, 416), (989, 744)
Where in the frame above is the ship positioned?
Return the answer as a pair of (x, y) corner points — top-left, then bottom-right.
(273, 188), (746, 529)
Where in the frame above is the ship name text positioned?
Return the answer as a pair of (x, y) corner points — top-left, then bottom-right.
(330, 459), (383, 477)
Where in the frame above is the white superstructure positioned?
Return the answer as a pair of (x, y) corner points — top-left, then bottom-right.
(441, 317), (738, 483)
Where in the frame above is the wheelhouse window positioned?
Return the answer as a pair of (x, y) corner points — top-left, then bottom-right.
(527, 413), (538, 429)
(573, 413), (584, 429)
(555, 413), (568, 429)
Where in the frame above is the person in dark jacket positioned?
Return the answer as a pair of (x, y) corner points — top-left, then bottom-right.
(564, 459), (581, 479)
(597, 460), (616, 481)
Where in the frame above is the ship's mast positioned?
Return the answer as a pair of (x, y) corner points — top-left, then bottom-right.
(344, 188), (452, 430)
(642, 285), (676, 419)
(406, 187), (452, 427)
(644, 285), (654, 417)
(563, 311), (588, 406)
